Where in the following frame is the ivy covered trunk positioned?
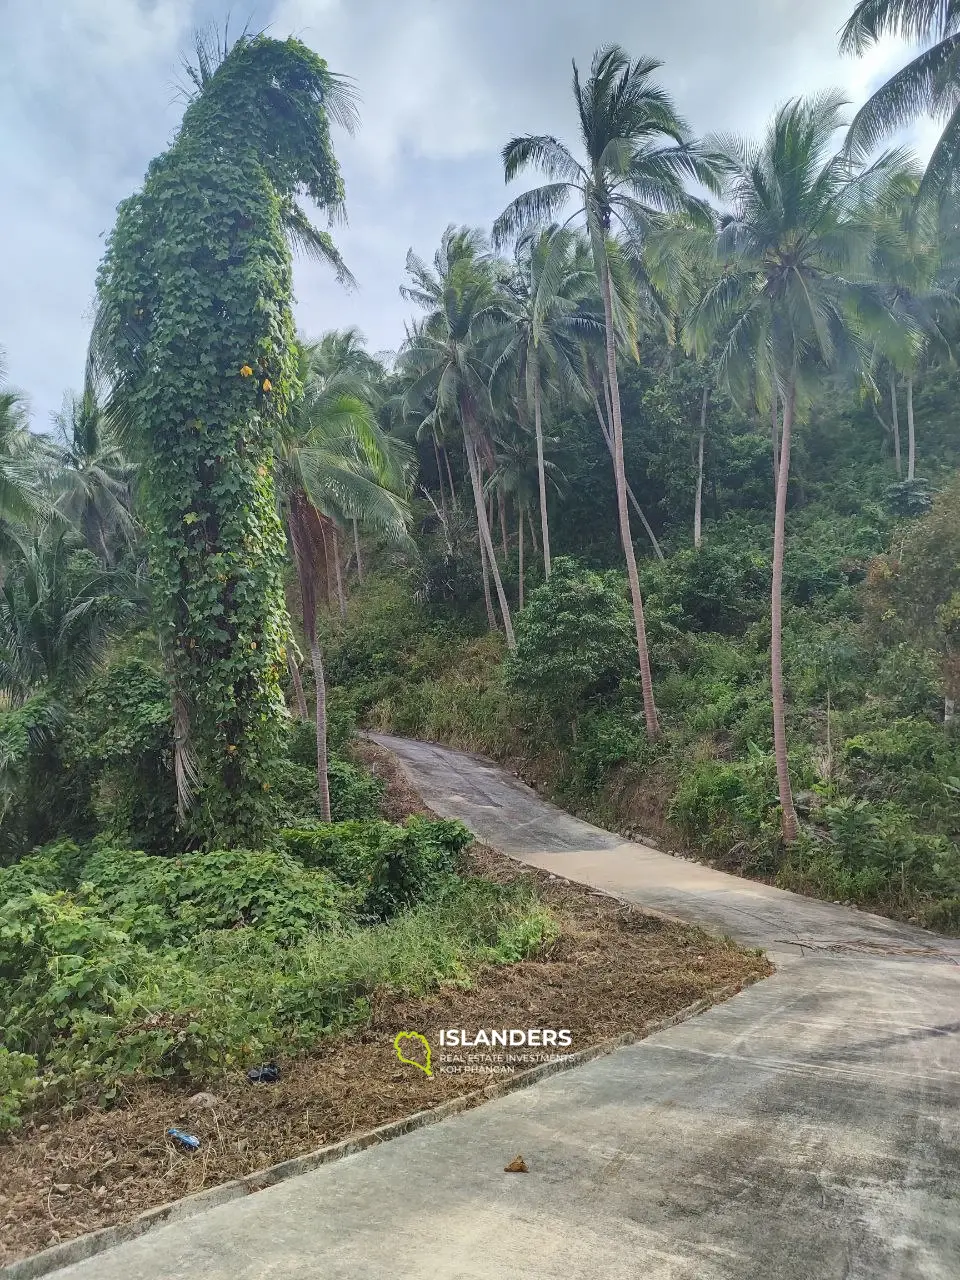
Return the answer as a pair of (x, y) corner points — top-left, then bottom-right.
(93, 37), (349, 847)
(97, 151), (291, 845)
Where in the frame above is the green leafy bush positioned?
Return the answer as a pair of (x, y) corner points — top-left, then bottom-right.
(0, 1049), (40, 1132)
(668, 751), (787, 855)
(281, 817), (471, 919)
(63, 658), (175, 851)
(274, 755), (384, 824)
(79, 845), (349, 947)
(505, 558), (634, 728)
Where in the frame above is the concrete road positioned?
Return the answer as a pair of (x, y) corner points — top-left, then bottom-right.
(51, 736), (960, 1280)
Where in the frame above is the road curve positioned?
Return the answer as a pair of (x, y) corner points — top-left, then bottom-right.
(51, 735), (960, 1280)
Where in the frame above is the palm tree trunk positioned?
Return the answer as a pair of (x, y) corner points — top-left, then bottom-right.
(532, 367), (552, 578)
(288, 497), (331, 820)
(890, 375), (903, 479)
(433, 433), (448, 519)
(600, 256), (659, 740)
(465, 426), (515, 648)
(772, 394), (780, 491)
(594, 385), (663, 560)
(332, 527), (347, 618)
(527, 508), (539, 554)
(479, 535), (497, 630)
(498, 492), (509, 561)
(772, 380), (799, 842)
(287, 647), (308, 719)
(906, 375), (916, 481)
(352, 518), (364, 583)
(309, 634), (332, 822)
(443, 446), (456, 504)
(518, 507), (525, 611)
(694, 386), (708, 550)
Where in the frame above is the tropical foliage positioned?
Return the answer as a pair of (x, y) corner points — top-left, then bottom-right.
(4, 8), (960, 1132)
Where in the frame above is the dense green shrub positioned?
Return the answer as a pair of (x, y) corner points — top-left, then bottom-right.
(273, 754), (384, 824)
(778, 798), (960, 922)
(0, 853), (551, 1106)
(0, 1049), (40, 1132)
(642, 540), (770, 634)
(840, 721), (959, 823)
(78, 845), (349, 947)
(505, 558), (634, 728)
(281, 817), (471, 919)
(63, 658), (175, 851)
(667, 749), (801, 855)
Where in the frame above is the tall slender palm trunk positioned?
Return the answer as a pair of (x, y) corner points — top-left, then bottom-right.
(289, 495), (331, 822)
(772, 380), (799, 842)
(332, 527), (347, 618)
(532, 367), (552, 577)
(906, 375), (916, 481)
(890, 375), (903, 479)
(518, 510), (525, 610)
(433, 433), (448, 519)
(595, 381), (663, 559)
(464, 424), (515, 647)
(443, 447), (456, 505)
(694, 385), (708, 549)
(309, 634), (332, 822)
(287, 646), (308, 719)
(498, 493), (509, 560)
(771, 394), (780, 490)
(600, 257), (659, 740)
(479, 536), (497, 630)
(352, 518), (363, 583)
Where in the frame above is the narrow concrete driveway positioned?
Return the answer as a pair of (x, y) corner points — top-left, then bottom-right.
(51, 736), (960, 1280)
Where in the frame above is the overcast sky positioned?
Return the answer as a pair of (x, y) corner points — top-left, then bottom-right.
(0, 0), (933, 426)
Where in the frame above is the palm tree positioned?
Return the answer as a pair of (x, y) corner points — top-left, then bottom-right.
(0, 525), (137, 702)
(841, 0), (960, 201)
(493, 45), (722, 738)
(275, 337), (410, 818)
(493, 226), (594, 578)
(42, 390), (136, 565)
(400, 226), (516, 648)
(868, 176), (960, 479)
(689, 93), (910, 841)
(0, 353), (46, 566)
(486, 424), (563, 609)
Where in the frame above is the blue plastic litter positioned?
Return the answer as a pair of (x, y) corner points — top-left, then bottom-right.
(167, 1128), (201, 1151)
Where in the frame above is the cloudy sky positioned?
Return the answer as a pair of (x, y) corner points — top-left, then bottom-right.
(0, 0), (931, 426)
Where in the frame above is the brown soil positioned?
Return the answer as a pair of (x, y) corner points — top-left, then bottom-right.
(0, 744), (771, 1266)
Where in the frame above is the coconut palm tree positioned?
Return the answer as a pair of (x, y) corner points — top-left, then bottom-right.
(868, 175), (960, 479)
(42, 389), (136, 565)
(688, 93), (912, 841)
(492, 226), (594, 578)
(275, 337), (410, 818)
(399, 226), (516, 648)
(485, 423), (563, 609)
(841, 0), (960, 200)
(493, 45), (723, 738)
(0, 353), (46, 566)
(0, 525), (138, 703)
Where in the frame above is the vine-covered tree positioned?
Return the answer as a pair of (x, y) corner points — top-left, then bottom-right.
(90, 34), (356, 846)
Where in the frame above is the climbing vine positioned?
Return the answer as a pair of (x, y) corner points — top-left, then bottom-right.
(94, 36), (350, 845)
